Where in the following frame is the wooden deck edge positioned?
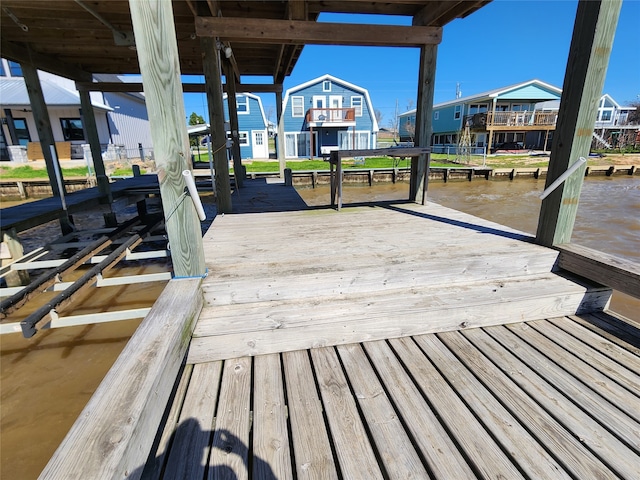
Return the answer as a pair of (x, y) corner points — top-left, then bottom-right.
(187, 281), (611, 364)
(556, 243), (640, 300)
(39, 277), (203, 480)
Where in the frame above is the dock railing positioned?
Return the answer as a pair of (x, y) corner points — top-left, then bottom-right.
(465, 112), (558, 129)
(39, 278), (203, 479)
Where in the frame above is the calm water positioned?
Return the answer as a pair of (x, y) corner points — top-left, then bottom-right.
(1, 176), (638, 479)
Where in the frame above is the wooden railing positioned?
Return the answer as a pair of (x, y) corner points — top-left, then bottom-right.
(306, 107), (356, 123)
(465, 111), (558, 128)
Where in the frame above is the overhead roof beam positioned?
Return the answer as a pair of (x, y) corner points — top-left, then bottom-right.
(1, 40), (93, 82)
(75, 81), (283, 94)
(195, 17), (442, 46)
(414, 1), (488, 27)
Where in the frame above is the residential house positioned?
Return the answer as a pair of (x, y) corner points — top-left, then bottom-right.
(223, 92), (270, 159)
(0, 59), (152, 162)
(399, 79), (562, 152)
(188, 92), (270, 160)
(593, 94), (637, 148)
(280, 74), (379, 158)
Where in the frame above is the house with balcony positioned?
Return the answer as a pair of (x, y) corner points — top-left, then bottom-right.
(280, 74), (379, 158)
(399, 79), (562, 152)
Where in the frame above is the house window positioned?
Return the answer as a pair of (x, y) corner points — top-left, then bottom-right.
(434, 111), (440, 120)
(238, 132), (249, 145)
(60, 118), (84, 141)
(468, 104), (488, 114)
(323, 80), (331, 92)
(12, 118), (31, 146)
(236, 95), (249, 114)
(351, 96), (363, 117)
(7, 61), (22, 77)
(600, 110), (612, 121)
(454, 105), (461, 120)
(292, 96), (304, 117)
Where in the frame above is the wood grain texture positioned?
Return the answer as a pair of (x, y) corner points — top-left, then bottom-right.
(282, 350), (338, 479)
(252, 354), (293, 480)
(40, 278), (203, 479)
(476, 325), (639, 479)
(536, 0), (622, 246)
(389, 336), (526, 479)
(163, 361), (222, 480)
(336, 343), (429, 478)
(361, 340), (476, 479)
(209, 357), (252, 480)
(556, 242), (640, 299)
(309, 347), (384, 479)
(129, 0), (206, 277)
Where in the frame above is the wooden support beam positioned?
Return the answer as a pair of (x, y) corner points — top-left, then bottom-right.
(202, 36), (233, 213)
(536, 0), (622, 246)
(223, 60), (244, 188)
(275, 89), (284, 171)
(196, 17), (442, 46)
(129, 0), (206, 277)
(78, 90), (112, 203)
(410, 44), (437, 204)
(21, 62), (75, 235)
(75, 81), (282, 94)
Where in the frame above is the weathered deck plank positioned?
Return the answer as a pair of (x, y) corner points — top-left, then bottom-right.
(141, 314), (639, 480)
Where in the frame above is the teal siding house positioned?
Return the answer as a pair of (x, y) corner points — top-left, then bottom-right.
(280, 74), (379, 158)
(399, 79), (562, 152)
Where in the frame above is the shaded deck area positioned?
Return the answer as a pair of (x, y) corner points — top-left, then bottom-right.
(143, 180), (638, 479)
(0, 174), (159, 233)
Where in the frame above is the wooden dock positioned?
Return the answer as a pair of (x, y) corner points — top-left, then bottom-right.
(0, 175), (159, 233)
(40, 180), (640, 479)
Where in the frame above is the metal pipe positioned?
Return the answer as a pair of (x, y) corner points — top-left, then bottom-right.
(74, 0), (127, 40)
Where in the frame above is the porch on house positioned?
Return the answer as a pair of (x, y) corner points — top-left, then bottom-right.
(41, 179), (640, 479)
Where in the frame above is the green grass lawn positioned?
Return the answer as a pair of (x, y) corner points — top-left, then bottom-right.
(0, 165), (90, 179)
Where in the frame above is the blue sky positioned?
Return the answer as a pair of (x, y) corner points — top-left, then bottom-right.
(184, 0), (640, 129)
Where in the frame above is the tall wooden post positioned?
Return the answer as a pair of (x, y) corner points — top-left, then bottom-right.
(78, 90), (112, 203)
(222, 60), (243, 188)
(536, 0), (621, 247)
(129, 0), (205, 277)
(202, 36), (233, 213)
(410, 44), (437, 204)
(276, 89), (286, 178)
(21, 62), (74, 234)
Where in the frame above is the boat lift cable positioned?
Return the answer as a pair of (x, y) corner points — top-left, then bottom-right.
(20, 215), (164, 338)
(0, 217), (141, 318)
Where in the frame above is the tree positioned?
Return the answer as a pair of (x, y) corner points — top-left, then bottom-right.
(188, 112), (206, 148)
(625, 100), (640, 125)
(375, 109), (383, 125)
(188, 112), (205, 126)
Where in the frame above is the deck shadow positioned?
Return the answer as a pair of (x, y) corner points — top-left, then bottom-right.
(380, 203), (535, 242)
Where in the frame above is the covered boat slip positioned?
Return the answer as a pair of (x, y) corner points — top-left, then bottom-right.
(39, 180), (640, 479)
